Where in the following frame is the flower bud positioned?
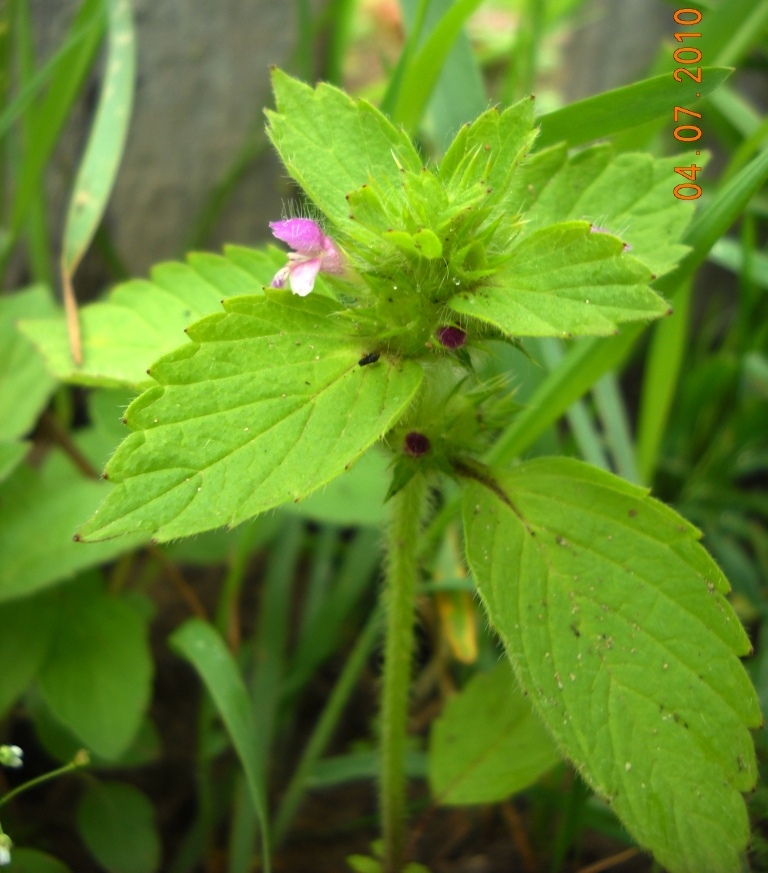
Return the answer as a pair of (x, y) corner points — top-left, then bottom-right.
(436, 325), (467, 349)
(404, 431), (431, 457)
(0, 745), (22, 769)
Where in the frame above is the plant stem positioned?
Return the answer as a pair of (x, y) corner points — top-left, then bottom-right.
(380, 473), (426, 873)
(0, 751), (88, 808)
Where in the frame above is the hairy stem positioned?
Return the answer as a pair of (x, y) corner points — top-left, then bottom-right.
(381, 473), (426, 872)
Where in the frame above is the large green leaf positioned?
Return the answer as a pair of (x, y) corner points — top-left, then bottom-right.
(266, 69), (423, 232)
(37, 576), (153, 760)
(0, 286), (58, 441)
(462, 458), (760, 873)
(19, 247), (279, 388)
(76, 781), (160, 873)
(0, 593), (56, 715)
(517, 145), (697, 278)
(78, 293), (422, 542)
(0, 451), (145, 602)
(449, 222), (666, 338)
(428, 659), (560, 805)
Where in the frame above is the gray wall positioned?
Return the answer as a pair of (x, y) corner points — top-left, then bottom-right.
(35, 0), (299, 282)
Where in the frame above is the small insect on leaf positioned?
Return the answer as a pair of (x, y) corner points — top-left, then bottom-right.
(358, 352), (380, 366)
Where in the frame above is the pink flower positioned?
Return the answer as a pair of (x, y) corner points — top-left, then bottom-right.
(269, 219), (344, 296)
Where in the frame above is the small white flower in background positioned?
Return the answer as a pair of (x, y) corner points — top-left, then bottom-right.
(0, 832), (12, 866)
(0, 745), (22, 768)
(269, 218), (344, 296)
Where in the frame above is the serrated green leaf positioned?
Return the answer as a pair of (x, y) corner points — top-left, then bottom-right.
(77, 293), (422, 542)
(463, 458), (760, 873)
(0, 286), (58, 440)
(19, 246), (278, 388)
(266, 69), (423, 232)
(517, 145), (698, 278)
(37, 576), (153, 760)
(76, 781), (160, 873)
(449, 222), (666, 338)
(429, 660), (559, 805)
(439, 100), (536, 211)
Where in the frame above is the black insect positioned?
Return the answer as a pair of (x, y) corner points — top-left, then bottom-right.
(358, 352), (380, 367)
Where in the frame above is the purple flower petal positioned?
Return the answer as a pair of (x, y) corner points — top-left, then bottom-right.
(270, 218), (325, 253)
(289, 257), (322, 296)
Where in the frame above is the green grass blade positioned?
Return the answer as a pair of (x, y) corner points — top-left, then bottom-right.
(390, 0), (485, 132)
(698, 0), (768, 66)
(636, 276), (692, 484)
(60, 0), (135, 361)
(272, 606), (382, 845)
(503, 0), (546, 103)
(536, 337), (609, 471)
(593, 372), (639, 483)
(61, 0), (134, 276)
(488, 330), (637, 466)
(399, 0), (486, 150)
(0, 3), (101, 143)
(379, 0), (430, 121)
(249, 519), (303, 756)
(536, 67), (732, 149)
(323, 0), (357, 85)
(2, 0), (105, 273)
(287, 527), (380, 697)
(170, 618), (271, 873)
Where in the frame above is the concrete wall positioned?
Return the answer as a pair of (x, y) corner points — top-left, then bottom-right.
(34, 0), (299, 283)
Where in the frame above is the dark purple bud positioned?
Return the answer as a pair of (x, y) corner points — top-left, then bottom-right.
(404, 431), (431, 457)
(436, 325), (467, 349)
